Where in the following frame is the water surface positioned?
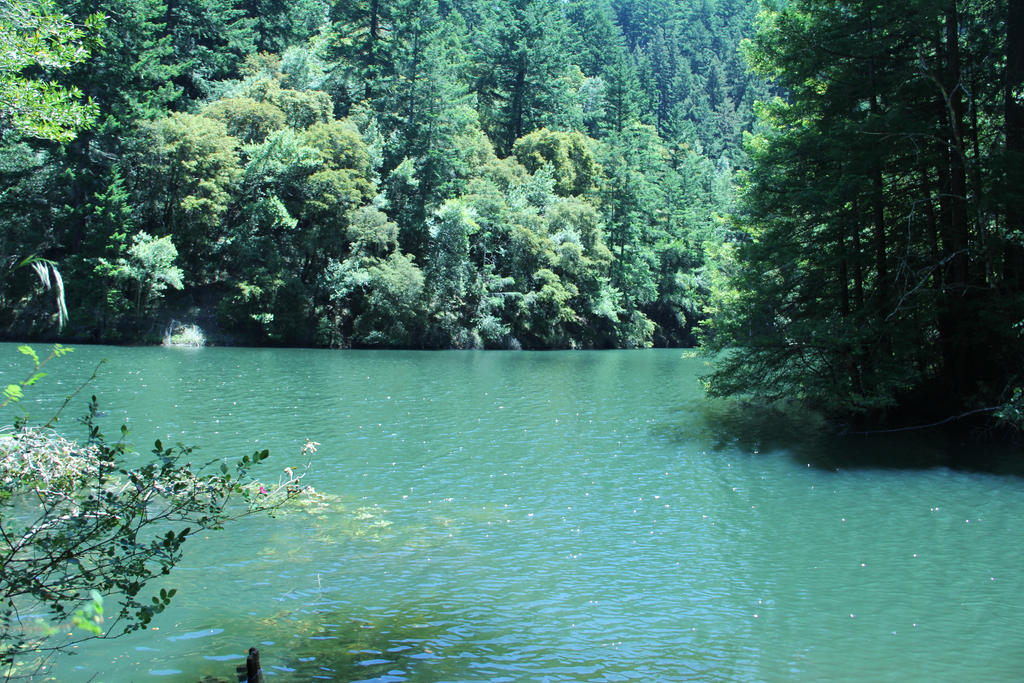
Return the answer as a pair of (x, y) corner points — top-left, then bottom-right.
(3, 345), (1022, 682)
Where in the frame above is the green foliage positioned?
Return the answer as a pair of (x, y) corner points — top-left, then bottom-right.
(347, 205), (399, 255)
(351, 252), (425, 346)
(0, 0), (104, 141)
(1, 344), (72, 413)
(99, 231), (184, 317)
(426, 199), (478, 346)
(996, 387), (1024, 430)
(704, 0), (1024, 427)
(0, 0), (761, 350)
(466, 0), (579, 155)
(512, 128), (601, 197)
(203, 96), (286, 144)
(0, 348), (311, 675)
(243, 0), (328, 53)
(163, 0), (258, 98)
(125, 113), (241, 281)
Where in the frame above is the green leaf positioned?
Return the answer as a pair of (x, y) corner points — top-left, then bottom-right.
(24, 371), (47, 386)
(52, 344), (74, 358)
(17, 345), (39, 365)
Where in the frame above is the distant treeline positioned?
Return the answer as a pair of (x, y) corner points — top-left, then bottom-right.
(1, 0), (765, 349)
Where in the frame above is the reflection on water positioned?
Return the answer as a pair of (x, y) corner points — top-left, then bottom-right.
(2, 345), (1021, 682)
(691, 399), (1024, 476)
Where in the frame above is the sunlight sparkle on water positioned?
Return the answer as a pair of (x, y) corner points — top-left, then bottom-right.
(12, 346), (1022, 683)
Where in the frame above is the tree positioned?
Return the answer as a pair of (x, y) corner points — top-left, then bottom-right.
(512, 128), (601, 197)
(202, 96), (286, 144)
(598, 122), (674, 347)
(0, 353), (310, 677)
(464, 0), (577, 155)
(0, 264), (310, 675)
(0, 0), (104, 142)
(125, 112), (241, 283)
(99, 231), (184, 318)
(161, 0), (258, 100)
(704, 0), (1024, 428)
(0, 0), (757, 350)
(425, 198), (478, 346)
(0, 0), (99, 336)
(564, 0), (625, 79)
(321, 206), (425, 347)
(241, 0), (327, 53)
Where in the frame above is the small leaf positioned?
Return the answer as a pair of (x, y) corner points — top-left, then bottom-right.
(53, 344), (75, 358)
(17, 345), (39, 365)
(24, 371), (48, 386)
(4, 384), (23, 402)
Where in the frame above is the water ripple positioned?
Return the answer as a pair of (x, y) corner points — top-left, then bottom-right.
(16, 346), (1022, 683)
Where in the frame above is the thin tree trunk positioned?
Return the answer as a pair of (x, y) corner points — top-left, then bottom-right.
(1006, 0), (1024, 290)
(364, 0), (382, 100)
(508, 59), (527, 154)
(918, 164), (941, 290)
(866, 11), (888, 305)
(406, 21), (421, 136)
(945, 2), (969, 291)
(370, 0), (381, 40)
(839, 249), (850, 317)
(936, 1), (973, 393)
(852, 218), (865, 311)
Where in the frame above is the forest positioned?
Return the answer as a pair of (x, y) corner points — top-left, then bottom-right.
(2, 0), (1023, 428)
(705, 0), (1024, 427)
(2, 2), (1022, 677)
(1, 0), (763, 350)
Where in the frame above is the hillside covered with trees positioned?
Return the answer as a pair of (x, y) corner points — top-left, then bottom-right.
(4, 0), (1021, 430)
(1, 0), (765, 349)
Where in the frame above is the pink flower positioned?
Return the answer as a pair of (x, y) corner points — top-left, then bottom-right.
(258, 485), (268, 495)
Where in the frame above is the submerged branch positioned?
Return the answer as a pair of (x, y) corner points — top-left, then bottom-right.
(848, 406), (999, 435)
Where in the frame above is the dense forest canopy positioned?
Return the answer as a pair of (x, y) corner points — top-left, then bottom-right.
(0, 0), (765, 350)
(705, 0), (1024, 428)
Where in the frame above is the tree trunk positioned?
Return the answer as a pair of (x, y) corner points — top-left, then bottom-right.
(866, 11), (888, 306)
(945, 2), (969, 291)
(507, 59), (527, 154)
(852, 220), (865, 311)
(918, 164), (941, 291)
(937, 1), (973, 394)
(1006, 0), (1024, 290)
(370, 0), (381, 40)
(363, 0), (383, 100)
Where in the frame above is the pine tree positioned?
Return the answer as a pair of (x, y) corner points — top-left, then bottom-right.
(706, 0), (1024, 427)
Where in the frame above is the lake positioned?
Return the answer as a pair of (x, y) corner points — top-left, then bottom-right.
(4, 344), (1023, 682)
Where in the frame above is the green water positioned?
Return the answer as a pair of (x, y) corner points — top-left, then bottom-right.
(3, 344), (1023, 682)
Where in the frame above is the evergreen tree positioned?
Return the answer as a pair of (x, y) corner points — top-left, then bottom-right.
(705, 0), (1024, 427)
(464, 0), (577, 154)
